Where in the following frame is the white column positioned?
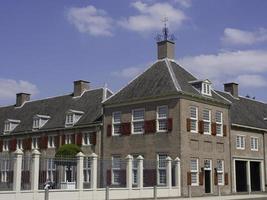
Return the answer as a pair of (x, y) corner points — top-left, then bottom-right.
(166, 156), (172, 188)
(246, 161), (251, 193)
(31, 149), (41, 191)
(260, 161), (265, 192)
(174, 157), (181, 195)
(76, 152), (85, 190)
(13, 149), (23, 192)
(233, 159), (236, 193)
(126, 155), (133, 189)
(136, 155), (144, 188)
(90, 153), (98, 190)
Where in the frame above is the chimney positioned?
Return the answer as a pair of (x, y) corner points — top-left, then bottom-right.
(224, 82), (239, 98)
(157, 40), (175, 60)
(16, 93), (31, 107)
(73, 80), (90, 97)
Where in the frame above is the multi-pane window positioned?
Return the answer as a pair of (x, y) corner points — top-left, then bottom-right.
(47, 158), (56, 182)
(112, 156), (121, 185)
(83, 157), (91, 183)
(32, 137), (39, 149)
(65, 114), (74, 125)
(236, 135), (245, 149)
(217, 160), (224, 185)
(33, 118), (40, 129)
(16, 139), (23, 150)
(215, 111), (223, 136)
(190, 159), (199, 186)
(157, 106), (168, 132)
(251, 137), (259, 151)
(3, 140), (9, 151)
(202, 83), (211, 96)
(0, 159), (10, 183)
(157, 154), (167, 185)
(83, 133), (91, 145)
(203, 109), (211, 134)
(132, 109), (145, 134)
(65, 135), (73, 144)
(132, 156), (138, 185)
(204, 159), (211, 170)
(112, 112), (122, 136)
(190, 106), (198, 132)
(48, 136), (55, 148)
(4, 122), (11, 133)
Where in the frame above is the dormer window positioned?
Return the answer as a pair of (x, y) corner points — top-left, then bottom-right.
(65, 109), (84, 127)
(32, 115), (50, 130)
(4, 119), (20, 134)
(189, 79), (212, 97)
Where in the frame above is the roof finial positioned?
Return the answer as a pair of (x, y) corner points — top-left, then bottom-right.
(156, 16), (175, 42)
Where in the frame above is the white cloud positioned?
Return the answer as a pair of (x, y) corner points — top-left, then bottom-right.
(118, 1), (186, 33)
(234, 75), (267, 88)
(67, 5), (113, 37)
(174, 0), (192, 8)
(112, 67), (144, 79)
(222, 28), (267, 46)
(178, 50), (267, 88)
(0, 79), (39, 100)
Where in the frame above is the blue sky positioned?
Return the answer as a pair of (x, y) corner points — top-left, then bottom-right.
(1, 0), (267, 105)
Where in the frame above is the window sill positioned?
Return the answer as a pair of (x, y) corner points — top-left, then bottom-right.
(251, 149), (258, 151)
(132, 132), (144, 135)
(82, 144), (92, 146)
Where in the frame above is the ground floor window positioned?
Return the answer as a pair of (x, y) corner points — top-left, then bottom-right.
(157, 154), (167, 185)
(190, 159), (199, 186)
(83, 157), (91, 183)
(47, 158), (56, 182)
(112, 155), (121, 185)
(217, 160), (224, 185)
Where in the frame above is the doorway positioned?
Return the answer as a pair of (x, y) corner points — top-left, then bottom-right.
(236, 161), (247, 192)
(250, 162), (261, 191)
(204, 170), (211, 193)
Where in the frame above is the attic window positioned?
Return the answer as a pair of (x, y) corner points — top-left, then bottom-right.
(202, 82), (211, 96)
(33, 115), (50, 130)
(4, 119), (20, 134)
(65, 109), (84, 127)
(189, 79), (212, 97)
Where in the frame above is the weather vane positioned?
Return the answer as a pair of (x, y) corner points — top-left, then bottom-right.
(155, 16), (176, 42)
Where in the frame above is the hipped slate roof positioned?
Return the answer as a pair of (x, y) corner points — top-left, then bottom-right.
(217, 91), (267, 130)
(104, 59), (229, 105)
(0, 88), (110, 135)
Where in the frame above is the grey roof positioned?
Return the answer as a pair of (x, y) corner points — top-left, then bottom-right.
(104, 59), (229, 105)
(0, 88), (110, 135)
(217, 91), (267, 130)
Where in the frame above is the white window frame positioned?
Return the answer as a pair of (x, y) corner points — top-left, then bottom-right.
(111, 155), (121, 185)
(65, 134), (73, 144)
(190, 106), (198, 133)
(83, 157), (91, 183)
(16, 138), (23, 150)
(47, 136), (55, 148)
(236, 135), (245, 150)
(33, 118), (40, 129)
(47, 158), (56, 182)
(65, 113), (74, 126)
(203, 109), (211, 134)
(215, 111), (223, 136)
(4, 122), (11, 133)
(251, 137), (259, 151)
(157, 106), (168, 132)
(82, 133), (91, 146)
(112, 112), (122, 136)
(190, 158), (199, 186)
(202, 82), (212, 96)
(132, 108), (145, 134)
(3, 140), (9, 152)
(157, 154), (167, 185)
(0, 159), (10, 183)
(32, 137), (39, 149)
(217, 160), (224, 185)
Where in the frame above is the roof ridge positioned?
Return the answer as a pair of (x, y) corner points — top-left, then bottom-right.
(164, 59), (181, 92)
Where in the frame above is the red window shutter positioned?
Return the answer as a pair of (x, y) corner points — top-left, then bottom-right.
(211, 123), (217, 136)
(167, 118), (173, 132)
(143, 169), (157, 187)
(144, 120), (156, 134)
(38, 137), (43, 149)
(61, 135), (65, 145)
(71, 134), (75, 144)
(186, 118), (191, 132)
(122, 123), (131, 136)
(0, 140), (3, 152)
(199, 172), (203, 185)
(223, 125), (227, 137)
(55, 135), (60, 148)
(90, 132), (97, 145)
(23, 139), (27, 150)
(44, 136), (48, 149)
(106, 169), (111, 186)
(76, 133), (82, 146)
(214, 172), (218, 185)
(198, 120), (204, 134)
(28, 138), (32, 150)
(9, 138), (17, 151)
(187, 172), (192, 185)
(107, 125), (112, 137)
(224, 173), (229, 185)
